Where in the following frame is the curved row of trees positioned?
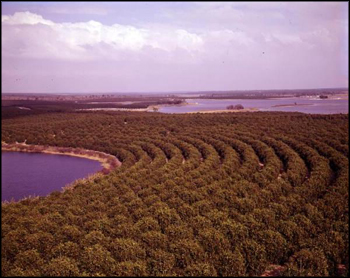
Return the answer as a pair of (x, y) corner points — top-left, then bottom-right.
(2, 111), (348, 276)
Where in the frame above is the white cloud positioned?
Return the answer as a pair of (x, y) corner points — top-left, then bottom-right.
(207, 30), (254, 46)
(2, 10), (343, 66)
(2, 12), (207, 61)
(1, 4), (347, 92)
(5, 10), (336, 63)
(176, 29), (203, 50)
(2, 11), (54, 25)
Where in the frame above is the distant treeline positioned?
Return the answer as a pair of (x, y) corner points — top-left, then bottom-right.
(196, 88), (347, 99)
(1, 99), (186, 119)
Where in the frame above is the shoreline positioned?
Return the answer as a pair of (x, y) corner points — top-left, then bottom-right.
(2, 142), (122, 204)
(271, 103), (313, 108)
(77, 108), (148, 112)
(1, 142), (121, 173)
(76, 101), (193, 113)
(186, 108), (259, 114)
(148, 101), (194, 111)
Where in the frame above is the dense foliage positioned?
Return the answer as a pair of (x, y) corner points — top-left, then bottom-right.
(1, 111), (348, 276)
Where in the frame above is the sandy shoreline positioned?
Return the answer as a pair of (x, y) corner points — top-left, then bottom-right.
(2, 142), (122, 204)
(1, 142), (121, 172)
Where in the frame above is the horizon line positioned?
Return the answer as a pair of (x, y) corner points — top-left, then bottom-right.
(2, 87), (349, 95)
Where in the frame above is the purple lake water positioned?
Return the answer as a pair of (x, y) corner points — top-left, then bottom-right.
(158, 97), (349, 114)
(1, 151), (103, 202)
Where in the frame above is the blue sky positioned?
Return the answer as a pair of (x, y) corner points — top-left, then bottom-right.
(2, 2), (348, 93)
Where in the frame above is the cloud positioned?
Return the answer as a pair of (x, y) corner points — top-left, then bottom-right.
(2, 11), (54, 25)
(2, 12), (207, 61)
(1, 4), (348, 92)
(2, 9), (342, 62)
(206, 30), (254, 46)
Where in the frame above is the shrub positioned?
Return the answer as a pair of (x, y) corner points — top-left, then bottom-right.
(282, 249), (329, 276)
(184, 263), (217, 276)
(114, 261), (148, 276)
(43, 256), (80, 276)
(80, 244), (116, 275)
(109, 238), (146, 262)
(227, 104), (244, 110)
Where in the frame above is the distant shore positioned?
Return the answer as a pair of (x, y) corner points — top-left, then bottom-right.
(149, 101), (194, 111)
(186, 108), (259, 114)
(327, 93), (348, 100)
(271, 103), (312, 108)
(1, 142), (121, 173)
(76, 101), (192, 112)
(77, 108), (148, 112)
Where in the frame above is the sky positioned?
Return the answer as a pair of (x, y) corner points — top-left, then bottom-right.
(1, 2), (349, 93)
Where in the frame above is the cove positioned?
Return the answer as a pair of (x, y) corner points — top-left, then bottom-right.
(2, 151), (103, 202)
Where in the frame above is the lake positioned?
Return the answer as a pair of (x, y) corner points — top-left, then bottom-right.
(158, 97), (349, 114)
(1, 151), (103, 202)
